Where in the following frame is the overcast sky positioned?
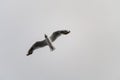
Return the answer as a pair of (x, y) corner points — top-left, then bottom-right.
(0, 0), (120, 80)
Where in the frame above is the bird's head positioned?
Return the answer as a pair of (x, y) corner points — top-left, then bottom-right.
(44, 34), (48, 38)
(61, 30), (70, 35)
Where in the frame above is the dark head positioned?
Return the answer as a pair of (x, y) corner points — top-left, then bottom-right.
(44, 34), (48, 38)
(61, 30), (70, 35)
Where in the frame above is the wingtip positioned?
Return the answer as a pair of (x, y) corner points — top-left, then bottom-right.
(26, 50), (33, 56)
(68, 30), (70, 33)
(26, 53), (30, 56)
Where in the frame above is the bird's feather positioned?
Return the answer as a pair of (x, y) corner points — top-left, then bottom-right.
(50, 30), (70, 42)
(27, 40), (47, 56)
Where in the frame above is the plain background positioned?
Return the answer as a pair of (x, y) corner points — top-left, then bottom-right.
(0, 0), (120, 80)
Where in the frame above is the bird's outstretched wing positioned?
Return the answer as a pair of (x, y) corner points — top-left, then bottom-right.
(27, 40), (47, 56)
(50, 30), (70, 42)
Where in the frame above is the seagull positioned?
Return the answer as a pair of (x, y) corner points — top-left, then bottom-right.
(27, 30), (70, 56)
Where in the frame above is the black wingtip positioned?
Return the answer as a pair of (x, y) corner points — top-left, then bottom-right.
(62, 30), (71, 34)
(26, 53), (31, 56)
(68, 30), (70, 33)
(26, 49), (33, 56)
(26, 53), (30, 56)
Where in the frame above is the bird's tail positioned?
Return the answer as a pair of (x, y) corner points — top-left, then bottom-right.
(49, 45), (55, 51)
(27, 47), (34, 56)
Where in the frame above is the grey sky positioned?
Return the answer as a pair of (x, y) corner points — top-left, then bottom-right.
(0, 0), (120, 80)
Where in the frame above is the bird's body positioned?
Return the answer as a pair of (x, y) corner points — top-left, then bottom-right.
(27, 30), (70, 56)
(45, 34), (55, 51)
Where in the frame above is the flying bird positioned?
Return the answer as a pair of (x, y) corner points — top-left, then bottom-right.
(27, 30), (70, 56)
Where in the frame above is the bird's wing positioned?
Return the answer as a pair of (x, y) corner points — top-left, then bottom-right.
(49, 31), (62, 42)
(50, 30), (70, 42)
(27, 40), (47, 56)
